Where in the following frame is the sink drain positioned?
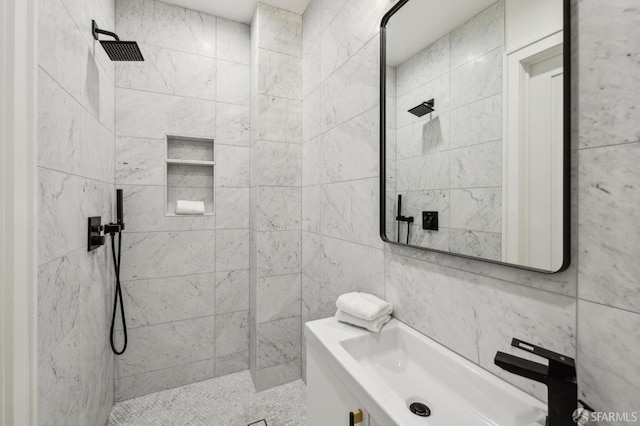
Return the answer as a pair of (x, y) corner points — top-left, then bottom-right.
(409, 402), (431, 417)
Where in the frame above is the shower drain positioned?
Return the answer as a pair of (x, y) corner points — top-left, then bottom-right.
(409, 402), (431, 417)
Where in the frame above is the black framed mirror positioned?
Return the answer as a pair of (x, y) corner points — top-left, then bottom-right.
(380, 0), (570, 273)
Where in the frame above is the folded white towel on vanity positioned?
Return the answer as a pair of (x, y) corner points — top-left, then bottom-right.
(176, 200), (205, 215)
(336, 292), (393, 321)
(335, 309), (391, 333)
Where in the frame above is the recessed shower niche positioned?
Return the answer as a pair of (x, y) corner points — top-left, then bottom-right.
(165, 135), (215, 216)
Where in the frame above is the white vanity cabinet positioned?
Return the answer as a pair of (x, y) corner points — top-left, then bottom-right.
(307, 347), (380, 426)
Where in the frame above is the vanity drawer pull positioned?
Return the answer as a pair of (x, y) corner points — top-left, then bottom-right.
(349, 408), (363, 425)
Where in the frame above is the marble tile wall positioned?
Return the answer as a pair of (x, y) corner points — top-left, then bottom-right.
(300, 0), (579, 404)
(389, 1), (504, 260)
(37, 0), (116, 424)
(114, 0), (251, 400)
(249, 3), (303, 391)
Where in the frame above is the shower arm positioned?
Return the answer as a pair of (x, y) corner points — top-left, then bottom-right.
(92, 20), (120, 41)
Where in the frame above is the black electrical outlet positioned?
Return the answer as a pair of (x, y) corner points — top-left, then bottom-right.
(88, 216), (105, 251)
(422, 211), (438, 231)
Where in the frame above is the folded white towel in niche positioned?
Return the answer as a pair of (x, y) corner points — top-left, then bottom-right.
(336, 292), (393, 321)
(176, 200), (205, 215)
(335, 309), (391, 333)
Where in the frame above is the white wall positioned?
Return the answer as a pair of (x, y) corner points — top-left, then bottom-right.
(505, 0), (563, 52)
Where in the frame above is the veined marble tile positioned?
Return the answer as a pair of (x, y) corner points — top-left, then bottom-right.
(38, 70), (115, 184)
(115, 0), (216, 58)
(386, 68), (397, 130)
(115, 358), (216, 401)
(319, 106), (379, 183)
(449, 229), (502, 261)
(256, 230), (301, 278)
(215, 351), (249, 377)
(302, 0), (348, 52)
(116, 88), (215, 139)
(302, 86), (322, 143)
(215, 270), (249, 314)
(120, 185), (215, 232)
(321, 36), (379, 133)
(396, 74), (449, 129)
(396, 113), (450, 159)
(257, 95), (302, 143)
(320, 178), (382, 249)
(39, 0), (116, 131)
(396, 35), (450, 97)
(38, 327), (82, 426)
(408, 227), (451, 252)
(258, 49), (301, 100)
(302, 185), (321, 233)
(217, 60), (251, 106)
(450, 140), (502, 189)
(396, 151), (450, 191)
(450, 95), (502, 149)
(577, 300), (640, 416)
(256, 316), (301, 369)
(578, 143), (640, 312)
(302, 231), (322, 283)
(256, 3), (302, 58)
(116, 137), (165, 186)
(38, 169), (83, 265)
(257, 274), (302, 323)
(120, 230), (216, 280)
(115, 316), (216, 377)
(302, 275), (337, 324)
(450, 47), (503, 109)
(400, 189), (450, 227)
(302, 38), (322, 98)
(302, 138), (321, 186)
(116, 44), (216, 100)
(215, 145), (250, 187)
(450, 1), (504, 69)
(256, 141), (302, 186)
(319, 0), (387, 81)
(217, 18), (250, 65)
(216, 229), (250, 272)
(216, 310), (249, 357)
(167, 187), (214, 215)
(167, 164), (213, 188)
(256, 187), (302, 231)
(216, 104), (250, 147)
(119, 274), (215, 330)
(450, 188), (502, 233)
(254, 358), (301, 392)
(578, 0), (640, 148)
(215, 187), (250, 229)
(320, 236), (384, 298)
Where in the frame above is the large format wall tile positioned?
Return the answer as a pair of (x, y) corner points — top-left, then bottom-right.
(217, 60), (251, 105)
(216, 229), (250, 272)
(215, 145), (251, 187)
(116, 44), (216, 100)
(396, 36), (450, 97)
(256, 3), (302, 57)
(115, 137), (165, 185)
(116, 88), (215, 139)
(216, 269), (250, 314)
(257, 274), (302, 323)
(256, 187), (302, 231)
(450, 188), (501, 233)
(578, 142), (640, 312)
(256, 231), (301, 278)
(450, 0), (504, 69)
(217, 18), (250, 65)
(450, 140), (502, 189)
(256, 141), (301, 186)
(215, 310), (249, 356)
(120, 231), (216, 280)
(450, 95), (502, 149)
(257, 95), (302, 142)
(256, 317), (301, 369)
(216, 104), (250, 146)
(120, 274), (215, 329)
(450, 47), (503, 109)
(258, 49), (301, 100)
(215, 187), (250, 229)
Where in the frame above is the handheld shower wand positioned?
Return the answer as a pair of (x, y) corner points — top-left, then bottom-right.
(105, 189), (127, 355)
(395, 194), (414, 244)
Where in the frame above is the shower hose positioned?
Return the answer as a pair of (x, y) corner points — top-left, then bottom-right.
(109, 231), (128, 355)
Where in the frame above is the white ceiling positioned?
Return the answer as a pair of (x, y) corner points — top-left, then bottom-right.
(160, 0), (312, 24)
(386, 0), (497, 66)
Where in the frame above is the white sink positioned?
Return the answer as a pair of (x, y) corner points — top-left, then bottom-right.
(305, 317), (547, 426)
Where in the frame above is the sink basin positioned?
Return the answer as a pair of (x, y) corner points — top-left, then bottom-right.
(305, 317), (547, 426)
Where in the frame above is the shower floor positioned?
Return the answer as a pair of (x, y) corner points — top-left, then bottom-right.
(107, 370), (306, 426)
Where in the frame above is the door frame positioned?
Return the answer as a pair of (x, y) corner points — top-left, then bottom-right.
(0, 0), (38, 424)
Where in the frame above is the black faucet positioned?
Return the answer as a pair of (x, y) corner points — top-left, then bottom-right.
(495, 338), (577, 426)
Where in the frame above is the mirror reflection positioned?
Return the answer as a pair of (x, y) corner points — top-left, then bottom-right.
(382, 0), (567, 272)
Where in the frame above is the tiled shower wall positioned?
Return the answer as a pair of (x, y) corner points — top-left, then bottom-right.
(113, 0), (251, 400)
(302, 0), (638, 415)
(388, 1), (504, 259)
(249, 3), (303, 391)
(37, 0), (116, 424)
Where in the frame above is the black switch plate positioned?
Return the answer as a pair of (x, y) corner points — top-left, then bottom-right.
(88, 216), (105, 251)
(422, 211), (438, 231)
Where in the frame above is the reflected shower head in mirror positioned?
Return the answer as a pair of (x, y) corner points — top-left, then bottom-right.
(92, 20), (144, 61)
(408, 99), (435, 117)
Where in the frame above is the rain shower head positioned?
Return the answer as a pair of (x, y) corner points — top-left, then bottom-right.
(408, 99), (435, 117)
(92, 20), (144, 61)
